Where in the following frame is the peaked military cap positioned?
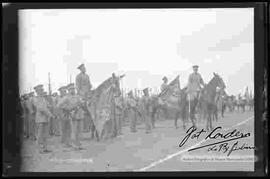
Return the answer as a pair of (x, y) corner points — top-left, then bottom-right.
(142, 88), (149, 93)
(162, 76), (168, 81)
(58, 86), (67, 91)
(77, 63), (85, 70)
(67, 83), (75, 90)
(28, 92), (35, 96)
(192, 65), (199, 68)
(33, 84), (43, 91)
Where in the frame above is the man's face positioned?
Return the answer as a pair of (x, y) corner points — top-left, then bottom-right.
(80, 66), (86, 73)
(68, 88), (75, 95)
(36, 88), (43, 96)
(60, 90), (66, 96)
(193, 68), (198, 73)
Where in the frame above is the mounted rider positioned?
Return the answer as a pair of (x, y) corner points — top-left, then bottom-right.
(186, 65), (205, 101)
(161, 76), (169, 93)
(75, 63), (92, 132)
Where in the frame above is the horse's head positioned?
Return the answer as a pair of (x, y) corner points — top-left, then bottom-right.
(111, 73), (125, 97)
(212, 72), (226, 90)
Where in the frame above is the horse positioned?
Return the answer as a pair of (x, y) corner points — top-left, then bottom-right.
(150, 75), (184, 129)
(197, 72), (226, 131)
(85, 73), (124, 141)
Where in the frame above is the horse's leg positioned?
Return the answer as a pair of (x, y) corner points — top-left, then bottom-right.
(174, 111), (180, 129)
(189, 101), (196, 128)
(151, 111), (155, 129)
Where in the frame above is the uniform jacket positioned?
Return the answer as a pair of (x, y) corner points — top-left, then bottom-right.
(32, 96), (53, 123)
(57, 94), (85, 120)
(187, 72), (204, 93)
(75, 72), (92, 98)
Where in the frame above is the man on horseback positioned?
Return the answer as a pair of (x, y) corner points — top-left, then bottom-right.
(186, 65), (205, 123)
(187, 65), (205, 98)
(75, 63), (92, 133)
(159, 76), (169, 119)
(161, 76), (169, 93)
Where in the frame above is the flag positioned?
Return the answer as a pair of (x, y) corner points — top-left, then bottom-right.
(159, 75), (180, 99)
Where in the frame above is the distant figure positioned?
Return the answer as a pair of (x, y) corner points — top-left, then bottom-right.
(75, 63), (92, 132)
(160, 76), (169, 93)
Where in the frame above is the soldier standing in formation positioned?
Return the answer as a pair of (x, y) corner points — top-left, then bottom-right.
(32, 84), (54, 154)
(21, 94), (29, 139)
(51, 92), (60, 136)
(58, 83), (85, 150)
(75, 63), (92, 133)
(126, 91), (138, 133)
(57, 86), (72, 147)
(26, 92), (37, 140)
(112, 91), (124, 137)
(140, 88), (152, 134)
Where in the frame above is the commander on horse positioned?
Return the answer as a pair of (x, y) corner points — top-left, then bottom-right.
(186, 65), (205, 125)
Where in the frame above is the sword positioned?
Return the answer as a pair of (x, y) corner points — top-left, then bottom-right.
(188, 94), (191, 120)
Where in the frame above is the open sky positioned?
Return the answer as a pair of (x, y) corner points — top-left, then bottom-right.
(19, 8), (254, 95)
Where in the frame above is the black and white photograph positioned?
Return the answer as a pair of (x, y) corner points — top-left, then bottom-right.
(2, 3), (268, 175)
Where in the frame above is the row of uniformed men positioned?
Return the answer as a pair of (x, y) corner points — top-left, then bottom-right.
(20, 85), (154, 153)
(21, 83), (86, 154)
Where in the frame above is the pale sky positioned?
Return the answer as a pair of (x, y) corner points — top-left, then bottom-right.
(19, 8), (254, 95)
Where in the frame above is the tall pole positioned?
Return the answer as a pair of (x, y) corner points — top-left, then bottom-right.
(70, 74), (72, 83)
(48, 72), (52, 95)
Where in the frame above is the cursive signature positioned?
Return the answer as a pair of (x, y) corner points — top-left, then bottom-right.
(208, 141), (255, 156)
(179, 126), (251, 153)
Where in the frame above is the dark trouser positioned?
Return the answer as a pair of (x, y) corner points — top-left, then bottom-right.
(144, 113), (152, 133)
(29, 115), (36, 140)
(71, 119), (82, 147)
(37, 122), (49, 151)
(129, 109), (137, 132)
(61, 119), (71, 146)
(23, 115), (30, 138)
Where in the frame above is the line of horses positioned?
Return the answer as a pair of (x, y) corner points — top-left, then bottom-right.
(82, 72), (240, 142)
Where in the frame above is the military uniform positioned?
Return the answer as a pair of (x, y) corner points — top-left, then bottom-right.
(51, 94), (60, 136)
(140, 88), (152, 133)
(112, 95), (123, 136)
(32, 85), (54, 153)
(21, 94), (29, 138)
(75, 64), (92, 132)
(56, 87), (72, 147)
(187, 70), (205, 101)
(58, 84), (85, 149)
(26, 92), (36, 140)
(127, 91), (138, 132)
